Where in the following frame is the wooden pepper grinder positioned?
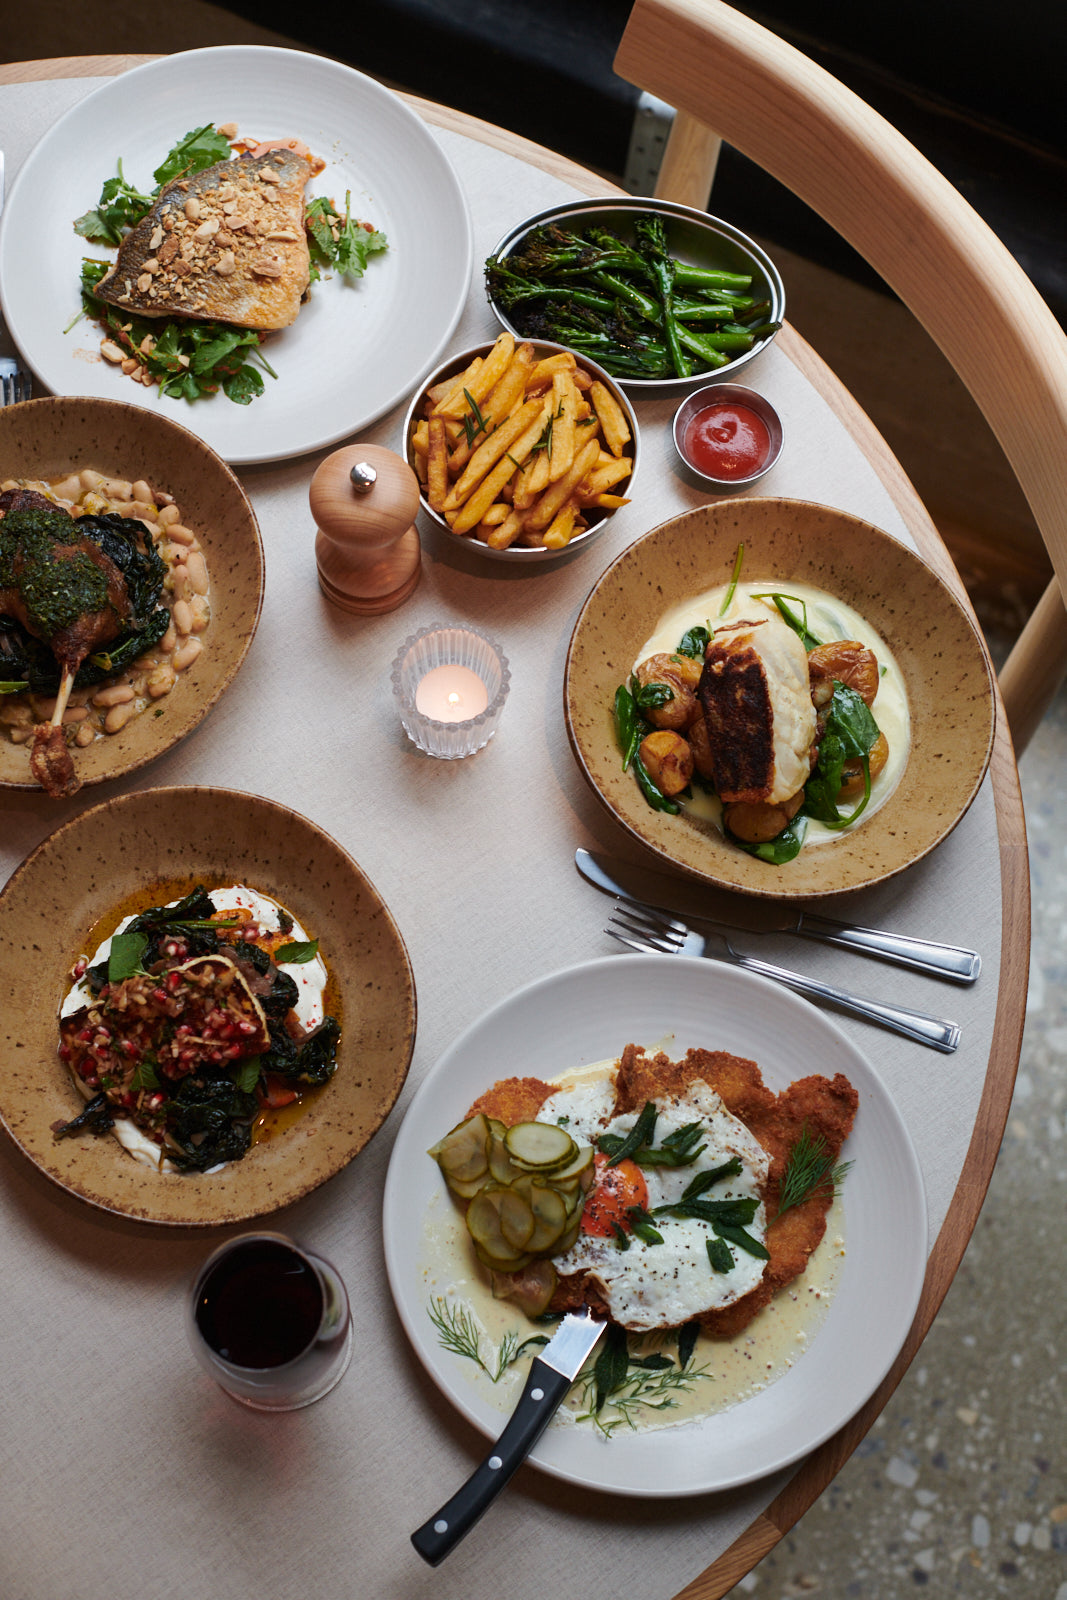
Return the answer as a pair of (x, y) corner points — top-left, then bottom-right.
(311, 443), (422, 615)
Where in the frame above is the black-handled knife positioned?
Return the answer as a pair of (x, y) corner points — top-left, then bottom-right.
(576, 847), (981, 985)
(411, 1310), (605, 1566)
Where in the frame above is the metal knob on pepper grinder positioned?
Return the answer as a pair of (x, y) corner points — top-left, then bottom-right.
(311, 443), (422, 614)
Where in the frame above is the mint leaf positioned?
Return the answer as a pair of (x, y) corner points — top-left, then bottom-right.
(275, 939), (319, 965)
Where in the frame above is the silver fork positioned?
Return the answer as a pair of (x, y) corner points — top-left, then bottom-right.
(606, 902), (961, 1053)
(0, 357), (32, 406)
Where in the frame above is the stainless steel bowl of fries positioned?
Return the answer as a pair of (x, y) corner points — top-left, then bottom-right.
(484, 198), (785, 391)
(402, 334), (639, 560)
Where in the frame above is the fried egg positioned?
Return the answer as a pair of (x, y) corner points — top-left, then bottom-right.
(538, 1076), (771, 1333)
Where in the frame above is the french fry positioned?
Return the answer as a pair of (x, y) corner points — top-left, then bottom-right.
(542, 501), (578, 550)
(443, 395), (546, 510)
(589, 380), (632, 457)
(525, 436), (601, 532)
(451, 402), (550, 535)
(581, 456), (633, 497)
(547, 369), (577, 483)
(435, 332), (515, 419)
(409, 420), (430, 460)
(426, 416), (449, 512)
(429, 356), (483, 414)
(486, 508), (527, 550)
(526, 350), (577, 392)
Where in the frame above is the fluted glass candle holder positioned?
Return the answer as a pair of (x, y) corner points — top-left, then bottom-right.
(391, 624), (510, 759)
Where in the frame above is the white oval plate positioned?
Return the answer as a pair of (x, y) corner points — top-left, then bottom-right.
(383, 954), (927, 1497)
(0, 48), (473, 465)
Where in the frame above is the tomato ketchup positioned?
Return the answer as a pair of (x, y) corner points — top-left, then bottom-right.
(683, 400), (772, 481)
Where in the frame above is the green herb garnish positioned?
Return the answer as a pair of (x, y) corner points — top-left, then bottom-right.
(107, 930), (150, 983)
(778, 1124), (853, 1216)
(274, 940), (320, 965)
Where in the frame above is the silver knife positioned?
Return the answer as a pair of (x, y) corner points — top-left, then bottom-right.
(576, 847), (981, 984)
(411, 1310), (605, 1565)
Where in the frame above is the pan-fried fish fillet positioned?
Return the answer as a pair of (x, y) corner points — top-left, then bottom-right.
(470, 1042), (857, 1336)
(92, 148), (314, 331)
(698, 596), (816, 804)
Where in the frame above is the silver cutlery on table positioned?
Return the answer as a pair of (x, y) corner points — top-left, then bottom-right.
(576, 847), (980, 984)
(606, 902), (961, 1053)
(0, 357), (32, 407)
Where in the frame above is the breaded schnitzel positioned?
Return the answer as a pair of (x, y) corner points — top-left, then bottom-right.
(467, 1043), (856, 1337)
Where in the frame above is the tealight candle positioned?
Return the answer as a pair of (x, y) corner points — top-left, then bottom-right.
(391, 624), (510, 759)
(414, 664), (490, 723)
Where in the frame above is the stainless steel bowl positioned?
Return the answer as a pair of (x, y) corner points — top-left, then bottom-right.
(485, 198), (785, 392)
(673, 382), (783, 489)
(401, 338), (640, 563)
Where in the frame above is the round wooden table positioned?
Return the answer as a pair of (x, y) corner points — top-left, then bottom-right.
(0, 53), (1029, 1600)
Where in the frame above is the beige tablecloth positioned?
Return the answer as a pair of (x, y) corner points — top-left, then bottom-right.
(0, 76), (1003, 1600)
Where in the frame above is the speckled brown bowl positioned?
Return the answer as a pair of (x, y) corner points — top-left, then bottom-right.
(0, 397), (263, 792)
(564, 499), (996, 899)
(0, 785), (416, 1225)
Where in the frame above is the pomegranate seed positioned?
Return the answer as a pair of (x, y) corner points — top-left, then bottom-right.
(72, 958), (88, 979)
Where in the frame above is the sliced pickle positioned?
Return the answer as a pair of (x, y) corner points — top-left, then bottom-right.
(467, 1188), (519, 1266)
(498, 1187), (536, 1252)
(429, 1112), (491, 1185)
(488, 1122), (525, 1185)
(554, 1214), (583, 1255)
(490, 1259), (558, 1317)
(504, 1121), (578, 1172)
(525, 1182), (569, 1253)
(545, 1144), (594, 1188)
(473, 1241), (533, 1274)
(443, 1170), (492, 1201)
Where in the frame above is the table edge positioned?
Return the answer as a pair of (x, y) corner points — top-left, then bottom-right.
(0, 51), (1031, 1600)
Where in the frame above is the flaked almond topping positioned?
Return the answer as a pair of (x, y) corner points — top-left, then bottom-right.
(221, 200), (238, 215)
(173, 260), (192, 277)
(218, 121), (238, 139)
(258, 167), (281, 184)
(139, 334), (155, 355)
(214, 251), (237, 277)
(217, 183), (237, 202)
(158, 236), (180, 265)
(250, 255), (284, 278)
(149, 225), (164, 250)
(184, 197), (202, 221)
(193, 218), (220, 241)
(136, 273), (153, 293)
(100, 339), (125, 363)
(215, 229), (236, 248)
(266, 229), (301, 242)
(162, 215), (175, 233)
(143, 258), (161, 275)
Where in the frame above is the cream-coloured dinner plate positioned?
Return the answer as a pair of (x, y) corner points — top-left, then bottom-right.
(383, 954), (926, 1496)
(0, 47), (473, 465)
(564, 499), (996, 898)
(0, 786), (416, 1226)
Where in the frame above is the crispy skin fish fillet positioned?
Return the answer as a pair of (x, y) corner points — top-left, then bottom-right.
(92, 148), (314, 331)
(698, 598), (816, 804)
(471, 1042), (857, 1336)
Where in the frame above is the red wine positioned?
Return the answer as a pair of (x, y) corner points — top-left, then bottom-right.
(195, 1239), (323, 1368)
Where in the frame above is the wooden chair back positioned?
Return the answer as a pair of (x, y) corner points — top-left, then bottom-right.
(615, 0), (1067, 754)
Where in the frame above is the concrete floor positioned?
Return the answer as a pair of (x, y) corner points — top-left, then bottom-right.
(3, 11), (1064, 1597)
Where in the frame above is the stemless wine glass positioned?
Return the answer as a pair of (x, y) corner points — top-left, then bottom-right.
(185, 1232), (352, 1410)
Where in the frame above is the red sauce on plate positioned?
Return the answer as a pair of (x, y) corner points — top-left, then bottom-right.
(683, 401), (771, 480)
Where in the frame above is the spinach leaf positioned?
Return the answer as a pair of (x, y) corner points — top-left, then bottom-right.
(676, 623), (711, 658)
(803, 683), (880, 830)
(53, 1092), (115, 1140)
(728, 814), (807, 864)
